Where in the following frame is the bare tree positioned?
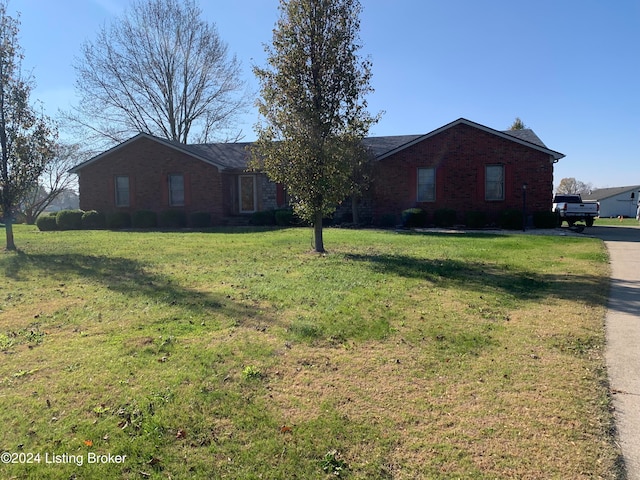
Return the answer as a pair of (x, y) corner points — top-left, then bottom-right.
(67, 0), (247, 148)
(20, 143), (80, 224)
(0, 0), (57, 250)
(556, 177), (593, 195)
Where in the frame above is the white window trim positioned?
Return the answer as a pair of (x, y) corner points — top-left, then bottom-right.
(485, 165), (505, 201)
(239, 174), (257, 213)
(417, 167), (436, 202)
(115, 175), (130, 207)
(168, 174), (185, 207)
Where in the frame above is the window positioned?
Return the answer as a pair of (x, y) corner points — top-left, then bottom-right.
(115, 176), (130, 207)
(239, 175), (256, 213)
(168, 174), (185, 206)
(417, 168), (435, 202)
(485, 165), (504, 201)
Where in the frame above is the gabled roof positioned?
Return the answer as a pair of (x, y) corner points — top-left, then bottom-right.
(69, 118), (564, 174)
(582, 185), (640, 201)
(68, 133), (231, 173)
(373, 118), (565, 162)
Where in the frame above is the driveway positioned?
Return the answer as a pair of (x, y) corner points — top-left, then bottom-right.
(589, 225), (640, 479)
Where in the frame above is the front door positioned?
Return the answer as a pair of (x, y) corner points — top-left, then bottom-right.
(239, 175), (257, 213)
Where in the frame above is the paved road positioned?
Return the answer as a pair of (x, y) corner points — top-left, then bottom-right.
(589, 225), (640, 480)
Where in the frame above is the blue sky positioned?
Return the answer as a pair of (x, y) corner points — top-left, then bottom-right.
(10, 0), (640, 189)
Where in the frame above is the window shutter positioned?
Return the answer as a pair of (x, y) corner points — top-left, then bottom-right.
(184, 173), (191, 207)
(161, 173), (169, 206)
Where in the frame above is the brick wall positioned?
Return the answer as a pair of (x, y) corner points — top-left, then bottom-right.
(369, 123), (554, 223)
(77, 136), (226, 223)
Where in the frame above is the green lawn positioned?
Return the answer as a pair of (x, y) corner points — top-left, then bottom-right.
(0, 225), (623, 479)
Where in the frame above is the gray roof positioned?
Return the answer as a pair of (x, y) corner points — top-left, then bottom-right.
(70, 118), (564, 173)
(502, 128), (548, 148)
(582, 185), (640, 201)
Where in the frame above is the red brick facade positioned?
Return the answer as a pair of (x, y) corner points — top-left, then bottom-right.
(71, 120), (562, 227)
(76, 136), (227, 222)
(369, 122), (557, 224)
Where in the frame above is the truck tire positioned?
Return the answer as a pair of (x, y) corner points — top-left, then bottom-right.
(586, 217), (594, 227)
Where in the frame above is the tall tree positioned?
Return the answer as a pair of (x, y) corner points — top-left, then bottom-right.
(68, 0), (246, 147)
(0, 1), (57, 250)
(556, 177), (593, 195)
(252, 0), (379, 252)
(509, 117), (527, 130)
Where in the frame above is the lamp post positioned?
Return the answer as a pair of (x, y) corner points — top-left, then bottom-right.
(522, 183), (528, 232)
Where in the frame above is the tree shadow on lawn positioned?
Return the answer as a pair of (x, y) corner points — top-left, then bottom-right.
(344, 252), (607, 306)
(2, 251), (260, 322)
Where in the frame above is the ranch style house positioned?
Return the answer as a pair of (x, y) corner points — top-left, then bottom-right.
(69, 118), (565, 227)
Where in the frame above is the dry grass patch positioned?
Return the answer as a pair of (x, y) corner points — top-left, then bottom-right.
(0, 226), (623, 479)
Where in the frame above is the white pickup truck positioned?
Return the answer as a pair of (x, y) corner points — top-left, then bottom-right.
(553, 194), (599, 227)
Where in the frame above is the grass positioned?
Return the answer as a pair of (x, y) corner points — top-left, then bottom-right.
(0, 225), (623, 479)
(594, 217), (640, 227)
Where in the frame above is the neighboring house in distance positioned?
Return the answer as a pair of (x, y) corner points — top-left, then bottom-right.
(69, 118), (564, 226)
(582, 186), (640, 218)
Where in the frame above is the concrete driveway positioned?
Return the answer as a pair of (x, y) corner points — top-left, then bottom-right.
(589, 225), (640, 479)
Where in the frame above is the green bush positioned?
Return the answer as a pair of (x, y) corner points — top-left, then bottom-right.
(81, 210), (106, 229)
(132, 210), (158, 229)
(378, 213), (397, 229)
(190, 212), (212, 228)
(250, 210), (275, 226)
(106, 212), (131, 229)
(401, 208), (428, 228)
(36, 214), (58, 231)
(434, 209), (457, 227)
(275, 208), (294, 226)
(499, 209), (523, 230)
(159, 210), (186, 228)
(464, 211), (488, 229)
(533, 211), (558, 229)
(56, 210), (84, 230)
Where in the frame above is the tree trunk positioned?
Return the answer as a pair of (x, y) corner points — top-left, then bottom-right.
(351, 196), (359, 225)
(4, 218), (16, 251)
(313, 211), (325, 253)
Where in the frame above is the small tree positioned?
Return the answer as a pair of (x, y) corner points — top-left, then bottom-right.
(20, 143), (80, 224)
(509, 117), (527, 130)
(67, 0), (247, 148)
(252, 0), (379, 252)
(0, 1), (57, 250)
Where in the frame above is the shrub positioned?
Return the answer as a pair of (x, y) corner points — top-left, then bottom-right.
(56, 210), (84, 230)
(36, 214), (58, 231)
(132, 210), (158, 229)
(81, 210), (106, 229)
(499, 209), (523, 230)
(464, 211), (488, 229)
(533, 211), (558, 229)
(274, 208), (294, 226)
(401, 208), (428, 228)
(159, 210), (186, 228)
(378, 213), (397, 229)
(250, 210), (275, 226)
(434, 209), (457, 227)
(190, 212), (212, 228)
(106, 212), (131, 229)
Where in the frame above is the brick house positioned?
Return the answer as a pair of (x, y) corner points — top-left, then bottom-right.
(365, 118), (565, 225)
(69, 118), (564, 226)
(69, 133), (284, 225)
